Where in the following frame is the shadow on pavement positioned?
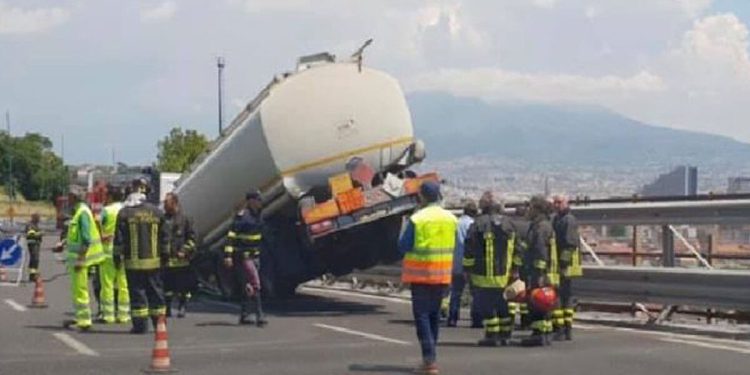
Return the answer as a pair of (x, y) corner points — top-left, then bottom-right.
(348, 364), (416, 374)
(194, 321), (240, 328)
(26, 323), (132, 335)
(437, 340), (481, 348)
(190, 294), (389, 318)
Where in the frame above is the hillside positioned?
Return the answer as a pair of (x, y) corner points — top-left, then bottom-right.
(408, 92), (750, 166)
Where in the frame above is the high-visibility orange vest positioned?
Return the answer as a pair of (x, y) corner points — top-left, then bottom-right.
(401, 205), (458, 285)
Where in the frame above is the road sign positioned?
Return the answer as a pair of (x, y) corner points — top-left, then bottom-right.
(0, 237), (22, 267)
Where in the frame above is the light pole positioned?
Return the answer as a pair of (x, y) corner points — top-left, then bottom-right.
(5, 110), (13, 201)
(217, 56), (225, 136)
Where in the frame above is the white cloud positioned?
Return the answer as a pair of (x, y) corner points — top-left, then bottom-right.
(532, 0), (558, 10)
(585, 6), (597, 20)
(232, 0), (310, 13)
(677, 0), (713, 18)
(409, 68), (665, 103)
(141, 1), (177, 23)
(231, 98), (246, 109)
(0, 2), (70, 34)
(670, 13), (750, 82)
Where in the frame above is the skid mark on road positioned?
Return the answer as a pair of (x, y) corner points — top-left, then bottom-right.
(314, 323), (411, 345)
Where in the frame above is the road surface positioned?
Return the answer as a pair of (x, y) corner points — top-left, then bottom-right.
(1, 237), (749, 374)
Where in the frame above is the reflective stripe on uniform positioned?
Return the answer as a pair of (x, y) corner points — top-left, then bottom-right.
(132, 308), (148, 318)
(124, 258), (161, 270)
(564, 308), (575, 324)
(150, 307), (166, 317)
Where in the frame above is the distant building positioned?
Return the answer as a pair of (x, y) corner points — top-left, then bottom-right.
(640, 166), (697, 197)
(727, 177), (750, 194)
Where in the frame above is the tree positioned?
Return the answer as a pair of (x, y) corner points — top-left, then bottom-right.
(156, 127), (210, 173)
(0, 132), (68, 201)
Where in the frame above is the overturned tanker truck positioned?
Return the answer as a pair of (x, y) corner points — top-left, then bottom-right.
(177, 51), (433, 297)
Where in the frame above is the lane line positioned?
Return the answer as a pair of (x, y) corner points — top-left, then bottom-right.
(573, 323), (600, 330)
(314, 323), (411, 345)
(52, 333), (99, 356)
(4, 298), (27, 312)
(611, 326), (750, 347)
(301, 286), (410, 305)
(660, 337), (750, 355)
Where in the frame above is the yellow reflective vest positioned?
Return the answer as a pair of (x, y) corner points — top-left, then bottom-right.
(66, 203), (105, 267)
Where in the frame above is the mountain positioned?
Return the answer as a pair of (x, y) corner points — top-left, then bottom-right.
(408, 92), (750, 166)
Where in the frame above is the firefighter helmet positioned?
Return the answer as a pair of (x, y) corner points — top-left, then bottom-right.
(529, 287), (558, 313)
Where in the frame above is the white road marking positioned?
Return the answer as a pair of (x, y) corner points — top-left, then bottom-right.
(660, 337), (750, 355)
(301, 286), (410, 305)
(52, 333), (99, 356)
(611, 326), (750, 346)
(4, 298), (27, 312)
(314, 323), (411, 346)
(573, 323), (600, 330)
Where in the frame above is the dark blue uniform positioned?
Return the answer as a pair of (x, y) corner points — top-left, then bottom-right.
(224, 209), (266, 325)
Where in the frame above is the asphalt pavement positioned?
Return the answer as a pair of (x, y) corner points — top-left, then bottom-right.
(1, 237), (750, 374)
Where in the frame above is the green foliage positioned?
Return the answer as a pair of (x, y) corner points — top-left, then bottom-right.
(156, 127), (210, 173)
(0, 132), (68, 201)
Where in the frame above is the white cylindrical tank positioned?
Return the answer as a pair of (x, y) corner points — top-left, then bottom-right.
(174, 61), (417, 243)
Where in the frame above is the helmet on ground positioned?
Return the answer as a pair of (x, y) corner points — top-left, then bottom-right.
(529, 287), (558, 313)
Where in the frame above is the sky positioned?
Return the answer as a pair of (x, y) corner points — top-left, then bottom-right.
(1, 0), (749, 164)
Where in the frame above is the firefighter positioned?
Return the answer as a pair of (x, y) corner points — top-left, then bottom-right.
(463, 193), (520, 346)
(552, 195), (582, 341)
(511, 203), (532, 329)
(224, 190), (267, 326)
(97, 186), (130, 324)
(114, 182), (169, 334)
(64, 189), (107, 331)
(447, 200), (480, 328)
(163, 192), (197, 318)
(399, 181), (457, 375)
(25, 213), (43, 282)
(521, 196), (557, 347)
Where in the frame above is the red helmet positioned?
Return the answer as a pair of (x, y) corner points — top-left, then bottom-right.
(529, 287), (558, 313)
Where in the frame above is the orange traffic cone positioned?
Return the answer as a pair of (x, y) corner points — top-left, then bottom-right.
(143, 315), (176, 373)
(28, 277), (48, 308)
(0, 267), (7, 282)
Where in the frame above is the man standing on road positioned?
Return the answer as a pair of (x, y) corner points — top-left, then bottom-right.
(224, 190), (267, 326)
(98, 186), (130, 324)
(114, 180), (169, 334)
(399, 181), (457, 375)
(522, 196), (556, 347)
(464, 194), (520, 346)
(446, 200), (478, 328)
(510, 203), (531, 329)
(25, 213), (43, 282)
(551, 195), (582, 341)
(163, 192), (197, 318)
(65, 189), (107, 332)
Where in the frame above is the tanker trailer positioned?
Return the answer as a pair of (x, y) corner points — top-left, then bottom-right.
(175, 52), (429, 296)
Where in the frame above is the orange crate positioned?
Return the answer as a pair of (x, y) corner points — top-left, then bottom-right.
(419, 172), (440, 183)
(403, 178), (422, 195)
(302, 200), (340, 224)
(336, 188), (365, 214)
(329, 173), (354, 196)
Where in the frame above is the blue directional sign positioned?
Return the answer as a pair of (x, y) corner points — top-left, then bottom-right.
(0, 237), (22, 267)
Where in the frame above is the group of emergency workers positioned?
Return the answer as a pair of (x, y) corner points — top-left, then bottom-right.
(35, 179), (267, 334)
(400, 181), (582, 375)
